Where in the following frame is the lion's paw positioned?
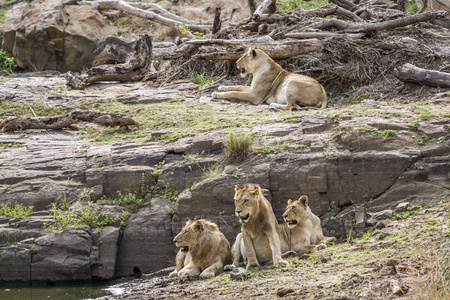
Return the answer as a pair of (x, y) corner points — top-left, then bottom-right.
(314, 244), (327, 251)
(200, 270), (215, 279)
(224, 264), (236, 271)
(217, 86), (228, 92)
(211, 92), (219, 99)
(247, 260), (260, 268)
(168, 271), (178, 278)
(274, 259), (289, 267)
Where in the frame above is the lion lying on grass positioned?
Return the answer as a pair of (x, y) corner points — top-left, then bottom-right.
(169, 219), (232, 280)
(212, 47), (327, 110)
(281, 195), (336, 255)
(226, 184), (288, 268)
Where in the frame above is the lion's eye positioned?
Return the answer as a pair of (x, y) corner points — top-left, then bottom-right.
(244, 199), (248, 204)
(183, 231), (187, 234)
(291, 207), (295, 210)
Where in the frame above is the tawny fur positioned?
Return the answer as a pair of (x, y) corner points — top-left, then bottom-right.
(280, 195), (336, 255)
(212, 47), (327, 110)
(169, 219), (232, 279)
(226, 184), (288, 268)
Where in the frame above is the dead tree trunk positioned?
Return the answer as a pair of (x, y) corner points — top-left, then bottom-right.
(212, 7), (222, 34)
(394, 64), (450, 87)
(66, 34), (157, 89)
(253, 0), (277, 20)
(0, 111), (138, 132)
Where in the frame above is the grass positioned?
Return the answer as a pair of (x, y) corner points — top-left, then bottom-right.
(256, 142), (307, 155)
(354, 125), (398, 137)
(188, 71), (216, 89)
(0, 203), (33, 219)
(225, 131), (254, 161)
(0, 49), (17, 75)
(0, 102), (72, 117)
(277, 0), (328, 12)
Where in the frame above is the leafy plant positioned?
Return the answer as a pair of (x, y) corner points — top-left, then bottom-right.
(188, 70), (216, 89)
(225, 131), (254, 161)
(0, 49), (18, 75)
(0, 203), (33, 219)
(277, 0), (328, 12)
(165, 205), (176, 216)
(232, 168), (246, 179)
(256, 142), (306, 155)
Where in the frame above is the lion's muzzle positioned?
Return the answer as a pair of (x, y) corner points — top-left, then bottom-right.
(240, 213), (250, 222)
(180, 246), (189, 252)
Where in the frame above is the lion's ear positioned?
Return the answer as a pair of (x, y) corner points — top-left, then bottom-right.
(193, 220), (204, 232)
(250, 185), (260, 196)
(252, 49), (257, 57)
(298, 195), (308, 207)
(185, 220), (193, 226)
(287, 199), (293, 206)
(235, 185), (241, 192)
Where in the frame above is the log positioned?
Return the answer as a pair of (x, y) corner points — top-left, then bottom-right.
(66, 34), (157, 89)
(285, 32), (364, 39)
(313, 10), (449, 32)
(393, 64), (450, 87)
(192, 38), (324, 60)
(248, 0), (257, 17)
(89, 0), (210, 33)
(212, 7), (222, 34)
(252, 0), (277, 20)
(295, 4), (364, 22)
(0, 111), (138, 132)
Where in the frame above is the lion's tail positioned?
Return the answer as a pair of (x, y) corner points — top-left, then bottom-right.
(320, 85), (328, 109)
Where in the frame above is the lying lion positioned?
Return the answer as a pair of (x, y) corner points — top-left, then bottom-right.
(212, 47), (327, 110)
(280, 195), (336, 255)
(227, 184), (288, 268)
(169, 219), (232, 279)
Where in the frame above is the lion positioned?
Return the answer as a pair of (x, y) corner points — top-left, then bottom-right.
(281, 195), (336, 255)
(169, 219), (232, 279)
(227, 184), (288, 268)
(211, 47), (327, 110)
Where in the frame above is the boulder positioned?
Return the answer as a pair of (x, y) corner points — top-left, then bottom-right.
(2, 0), (115, 72)
(30, 228), (92, 281)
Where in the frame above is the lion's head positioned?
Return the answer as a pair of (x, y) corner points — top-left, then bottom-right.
(234, 184), (262, 223)
(282, 195), (310, 229)
(173, 220), (213, 253)
(236, 47), (269, 78)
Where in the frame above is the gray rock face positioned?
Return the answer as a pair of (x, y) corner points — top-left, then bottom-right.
(0, 75), (449, 283)
(2, 0), (115, 72)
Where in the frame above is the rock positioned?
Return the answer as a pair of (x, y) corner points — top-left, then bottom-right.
(378, 232), (390, 240)
(0, 245), (31, 281)
(30, 228), (92, 281)
(115, 198), (175, 277)
(277, 287), (295, 297)
(229, 267), (250, 281)
(395, 202), (410, 213)
(96, 226), (121, 280)
(354, 206), (367, 234)
(372, 221), (386, 230)
(371, 210), (393, 220)
(2, 0), (115, 72)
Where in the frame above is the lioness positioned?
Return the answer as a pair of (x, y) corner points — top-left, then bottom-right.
(169, 219), (232, 279)
(228, 184), (288, 268)
(211, 47), (327, 110)
(281, 195), (336, 255)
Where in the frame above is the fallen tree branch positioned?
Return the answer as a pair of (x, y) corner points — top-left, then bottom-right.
(252, 0), (277, 20)
(0, 111), (138, 132)
(66, 34), (157, 89)
(294, 4), (364, 22)
(393, 63), (450, 87)
(191, 38), (324, 60)
(313, 10), (449, 32)
(88, 0), (211, 33)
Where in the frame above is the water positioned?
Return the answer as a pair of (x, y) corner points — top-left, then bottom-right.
(0, 282), (118, 300)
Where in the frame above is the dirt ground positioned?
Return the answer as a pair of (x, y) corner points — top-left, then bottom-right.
(98, 200), (449, 300)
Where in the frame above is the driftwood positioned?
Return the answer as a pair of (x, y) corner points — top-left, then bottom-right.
(394, 64), (450, 87)
(66, 34), (157, 89)
(252, 0), (277, 20)
(190, 38), (324, 60)
(88, 0), (210, 33)
(314, 10), (449, 32)
(0, 111), (138, 132)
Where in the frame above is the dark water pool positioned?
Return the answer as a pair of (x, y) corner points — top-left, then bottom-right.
(0, 282), (121, 300)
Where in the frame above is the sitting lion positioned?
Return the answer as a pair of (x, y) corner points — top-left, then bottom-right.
(169, 219), (232, 279)
(211, 47), (327, 110)
(281, 195), (336, 255)
(227, 184), (288, 268)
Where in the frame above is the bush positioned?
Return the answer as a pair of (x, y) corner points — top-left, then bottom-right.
(0, 49), (18, 75)
(225, 131), (254, 161)
(0, 203), (33, 219)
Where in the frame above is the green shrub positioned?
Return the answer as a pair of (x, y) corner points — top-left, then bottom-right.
(0, 203), (33, 219)
(225, 131), (254, 160)
(0, 49), (18, 75)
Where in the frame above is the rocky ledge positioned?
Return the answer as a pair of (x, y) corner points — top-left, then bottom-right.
(0, 74), (449, 283)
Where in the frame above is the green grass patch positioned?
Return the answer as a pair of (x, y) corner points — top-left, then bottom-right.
(0, 102), (72, 117)
(256, 142), (307, 155)
(0, 49), (18, 75)
(188, 71), (216, 89)
(354, 125), (397, 138)
(277, 0), (328, 12)
(225, 131), (254, 161)
(0, 203), (33, 219)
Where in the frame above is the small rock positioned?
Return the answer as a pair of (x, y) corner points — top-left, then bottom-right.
(371, 209), (393, 220)
(372, 221), (386, 230)
(378, 232), (390, 240)
(277, 287), (295, 297)
(229, 267), (250, 281)
(395, 202), (409, 213)
(365, 218), (376, 227)
(386, 258), (399, 266)
(355, 206), (367, 234)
